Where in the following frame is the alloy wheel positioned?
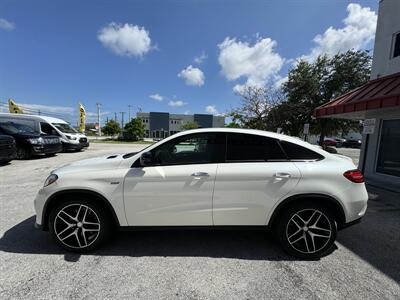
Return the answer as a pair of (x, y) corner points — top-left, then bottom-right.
(54, 204), (101, 249)
(286, 209), (332, 254)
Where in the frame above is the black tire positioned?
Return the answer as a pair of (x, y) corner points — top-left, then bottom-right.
(275, 202), (337, 259)
(16, 146), (31, 159)
(49, 199), (112, 253)
(0, 159), (12, 165)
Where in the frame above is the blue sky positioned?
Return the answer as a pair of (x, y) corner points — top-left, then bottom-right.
(0, 0), (378, 124)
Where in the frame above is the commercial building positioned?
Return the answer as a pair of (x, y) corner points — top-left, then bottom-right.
(137, 112), (225, 138)
(315, 0), (400, 190)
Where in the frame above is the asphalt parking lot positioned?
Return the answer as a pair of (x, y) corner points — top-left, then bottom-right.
(0, 143), (399, 299)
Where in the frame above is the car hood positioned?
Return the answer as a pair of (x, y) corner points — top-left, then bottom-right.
(54, 153), (128, 173)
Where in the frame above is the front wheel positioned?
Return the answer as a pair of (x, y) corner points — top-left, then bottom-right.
(275, 203), (337, 259)
(49, 200), (112, 252)
(16, 146), (31, 159)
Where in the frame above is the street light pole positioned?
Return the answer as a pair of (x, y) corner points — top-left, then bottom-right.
(128, 105), (132, 122)
(120, 112), (125, 129)
(96, 102), (102, 137)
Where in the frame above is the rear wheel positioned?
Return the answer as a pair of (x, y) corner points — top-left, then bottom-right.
(275, 202), (337, 259)
(49, 200), (112, 252)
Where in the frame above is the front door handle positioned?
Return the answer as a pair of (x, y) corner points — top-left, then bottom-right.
(191, 172), (209, 177)
(274, 172), (291, 178)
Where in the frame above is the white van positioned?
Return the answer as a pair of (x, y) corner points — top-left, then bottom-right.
(0, 113), (89, 151)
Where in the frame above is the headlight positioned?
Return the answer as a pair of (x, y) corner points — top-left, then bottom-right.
(65, 135), (77, 140)
(28, 137), (44, 144)
(44, 174), (58, 187)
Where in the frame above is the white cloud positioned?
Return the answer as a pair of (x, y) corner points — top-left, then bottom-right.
(149, 94), (163, 101)
(205, 105), (218, 115)
(168, 100), (187, 107)
(274, 76), (288, 89)
(19, 103), (74, 115)
(178, 65), (205, 86)
(302, 3), (377, 61)
(0, 18), (15, 31)
(194, 51), (207, 64)
(98, 23), (153, 58)
(218, 36), (284, 89)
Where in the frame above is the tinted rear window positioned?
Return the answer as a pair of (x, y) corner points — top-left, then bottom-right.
(280, 141), (324, 160)
(227, 133), (287, 162)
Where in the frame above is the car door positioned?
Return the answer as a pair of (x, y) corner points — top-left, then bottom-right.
(123, 132), (225, 226)
(212, 133), (301, 226)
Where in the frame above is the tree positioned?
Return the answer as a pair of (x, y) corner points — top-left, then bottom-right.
(225, 121), (241, 128)
(102, 119), (121, 136)
(229, 86), (284, 130)
(123, 118), (145, 141)
(181, 121), (199, 130)
(280, 50), (371, 143)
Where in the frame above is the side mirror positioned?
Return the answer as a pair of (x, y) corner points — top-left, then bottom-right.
(140, 151), (153, 166)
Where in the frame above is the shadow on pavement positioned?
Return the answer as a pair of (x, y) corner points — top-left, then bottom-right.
(337, 186), (400, 284)
(0, 216), (304, 262)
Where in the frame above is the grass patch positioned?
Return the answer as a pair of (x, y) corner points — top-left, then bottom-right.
(91, 139), (155, 144)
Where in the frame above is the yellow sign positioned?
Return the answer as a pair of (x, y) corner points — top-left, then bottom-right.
(79, 103), (86, 133)
(8, 99), (23, 114)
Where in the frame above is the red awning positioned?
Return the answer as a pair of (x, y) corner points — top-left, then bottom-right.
(314, 72), (400, 119)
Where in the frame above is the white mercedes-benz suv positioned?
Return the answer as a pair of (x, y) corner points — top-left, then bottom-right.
(34, 128), (368, 258)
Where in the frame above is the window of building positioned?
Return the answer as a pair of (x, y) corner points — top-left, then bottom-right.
(226, 133), (286, 162)
(150, 132), (225, 165)
(376, 119), (400, 177)
(393, 32), (400, 58)
(280, 141), (324, 161)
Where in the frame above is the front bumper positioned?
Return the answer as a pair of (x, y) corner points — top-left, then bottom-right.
(63, 141), (89, 151)
(32, 143), (63, 155)
(0, 145), (17, 161)
(34, 188), (47, 229)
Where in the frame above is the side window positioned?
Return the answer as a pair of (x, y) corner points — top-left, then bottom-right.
(1, 118), (36, 131)
(40, 122), (57, 135)
(150, 132), (225, 165)
(226, 133), (287, 162)
(280, 141), (324, 161)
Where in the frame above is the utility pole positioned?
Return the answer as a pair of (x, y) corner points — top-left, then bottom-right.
(96, 102), (102, 137)
(114, 112), (117, 122)
(120, 112), (125, 129)
(128, 105), (132, 122)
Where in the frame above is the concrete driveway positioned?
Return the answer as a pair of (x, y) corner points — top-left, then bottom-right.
(1, 143), (399, 299)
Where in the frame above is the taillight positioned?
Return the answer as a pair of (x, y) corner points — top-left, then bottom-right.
(343, 170), (364, 183)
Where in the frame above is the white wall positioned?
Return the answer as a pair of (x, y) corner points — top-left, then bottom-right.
(371, 0), (400, 79)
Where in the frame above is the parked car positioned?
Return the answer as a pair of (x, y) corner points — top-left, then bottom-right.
(334, 138), (346, 148)
(34, 128), (368, 259)
(0, 113), (89, 152)
(322, 137), (337, 147)
(342, 139), (362, 148)
(0, 134), (17, 164)
(0, 121), (62, 159)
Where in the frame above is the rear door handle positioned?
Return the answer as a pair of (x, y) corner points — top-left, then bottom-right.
(274, 172), (291, 178)
(191, 172), (209, 177)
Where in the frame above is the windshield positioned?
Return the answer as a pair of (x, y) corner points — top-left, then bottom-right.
(0, 122), (36, 135)
(52, 123), (78, 133)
